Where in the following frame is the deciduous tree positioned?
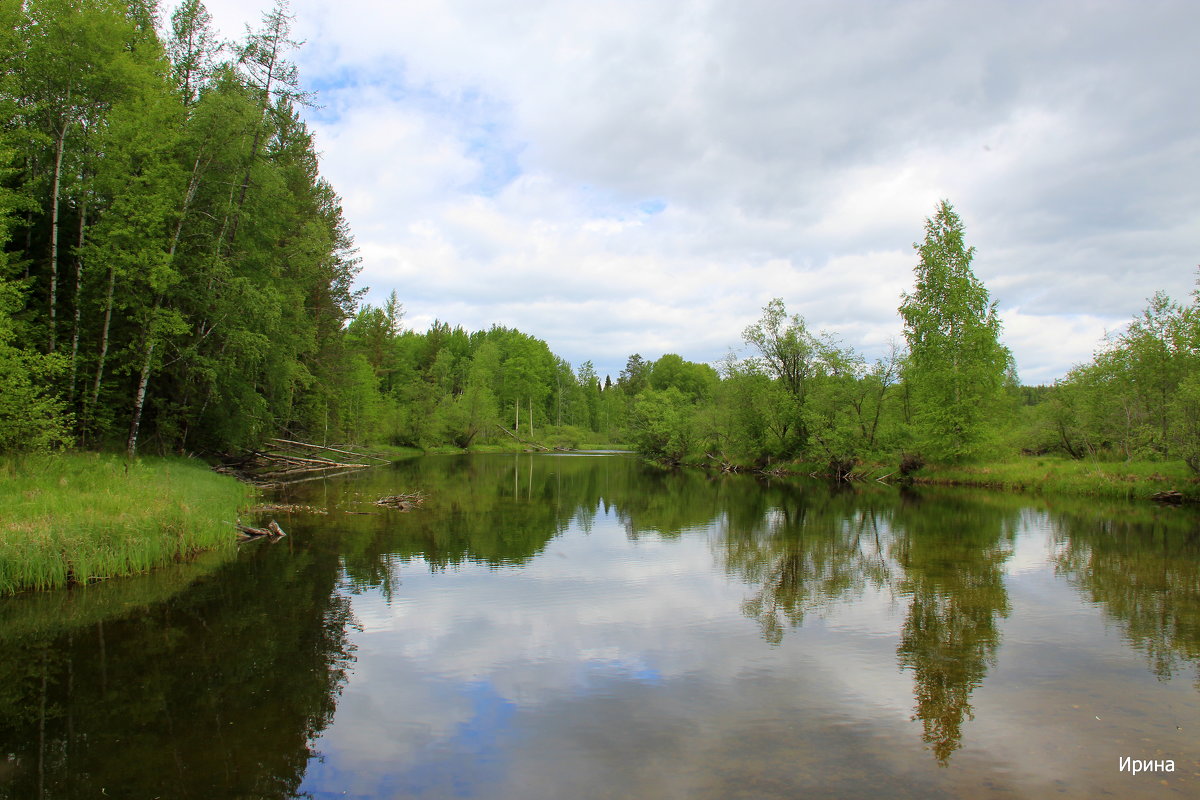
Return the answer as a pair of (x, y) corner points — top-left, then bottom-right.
(899, 201), (1012, 461)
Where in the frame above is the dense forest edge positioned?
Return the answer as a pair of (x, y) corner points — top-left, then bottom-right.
(0, 0), (1198, 594)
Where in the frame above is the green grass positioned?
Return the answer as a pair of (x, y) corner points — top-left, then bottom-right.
(910, 455), (1200, 501)
(0, 452), (253, 594)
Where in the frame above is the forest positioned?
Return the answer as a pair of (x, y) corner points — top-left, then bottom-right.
(1, 0), (1198, 478)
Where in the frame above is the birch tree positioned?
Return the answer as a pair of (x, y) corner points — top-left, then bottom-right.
(899, 201), (1012, 461)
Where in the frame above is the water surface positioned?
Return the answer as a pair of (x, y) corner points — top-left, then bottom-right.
(1, 453), (1198, 798)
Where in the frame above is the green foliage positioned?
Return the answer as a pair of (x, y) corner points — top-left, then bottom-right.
(1170, 372), (1200, 473)
(649, 353), (718, 401)
(629, 388), (694, 463)
(899, 201), (1013, 462)
(0, 0), (371, 455)
(0, 127), (69, 449)
(618, 353), (650, 395)
(3, 3), (1196, 492)
(1043, 284), (1200, 469)
(0, 282), (71, 450)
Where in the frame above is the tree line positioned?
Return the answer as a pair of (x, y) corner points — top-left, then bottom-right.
(0, 0), (640, 457)
(623, 201), (1200, 475)
(2, 2), (1196, 471)
(0, 0), (368, 455)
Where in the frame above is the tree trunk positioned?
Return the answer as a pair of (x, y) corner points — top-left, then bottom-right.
(227, 23), (281, 248)
(126, 334), (155, 458)
(88, 264), (116, 426)
(23, 210), (32, 280)
(69, 197), (87, 403)
(116, 146), (204, 453)
(48, 119), (68, 353)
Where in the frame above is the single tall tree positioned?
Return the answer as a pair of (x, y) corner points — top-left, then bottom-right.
(899, 201), (1011, 461)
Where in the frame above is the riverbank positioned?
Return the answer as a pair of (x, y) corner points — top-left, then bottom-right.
(692, 452), (1199, 503)
(908, 457), (1199, 502)
(0, 453), (252, 594)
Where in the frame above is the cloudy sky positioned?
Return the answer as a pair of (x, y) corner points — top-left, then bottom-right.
(172, 0), (1198, 384)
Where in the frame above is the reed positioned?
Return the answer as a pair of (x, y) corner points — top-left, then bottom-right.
(0, 452), (252, 594)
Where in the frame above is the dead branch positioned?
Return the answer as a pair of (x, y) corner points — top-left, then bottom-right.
(236, 519), (287, 540)
(269, 437), (393, 463)
(494, 425), (550, 451)
(257, 451), (371, 468)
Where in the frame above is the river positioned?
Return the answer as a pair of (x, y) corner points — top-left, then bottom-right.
(1, 452), (1198, 798)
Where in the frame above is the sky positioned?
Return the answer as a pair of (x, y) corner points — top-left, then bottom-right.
(169, 0), (1199, 385)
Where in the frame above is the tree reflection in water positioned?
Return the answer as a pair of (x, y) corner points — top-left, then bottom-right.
(1051, 503), (1200, 685)
(721, 486), (894, 644)
(721, 484), (1017, 764)
(6, 454), (1197, 796)
(0, 537), (355, 799)
(891, 490), (1015, 765)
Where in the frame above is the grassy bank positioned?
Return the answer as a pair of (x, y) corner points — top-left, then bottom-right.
(0, 453), (253, 594)
(909, 456), (1199, 502)
(673, 451), (1199, 503)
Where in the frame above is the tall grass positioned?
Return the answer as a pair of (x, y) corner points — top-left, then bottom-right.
(911, 456), (1199, 501)
(0, 453), (253, 594)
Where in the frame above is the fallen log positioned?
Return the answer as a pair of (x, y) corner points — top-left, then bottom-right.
(269, 438), (393, 463)
(217, 438), (381, 487)
(256, 463), (372, 481)
(1150, 490), (1184, 504)
(256, 451), (371, 469)
(236, 520), (287, 540)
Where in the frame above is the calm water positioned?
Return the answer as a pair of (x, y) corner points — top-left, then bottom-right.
(2, 453), (1199, 798)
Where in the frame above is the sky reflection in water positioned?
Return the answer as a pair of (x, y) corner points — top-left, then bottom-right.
(292, 454), (1200, 800)
(1, 453), (1197, 799)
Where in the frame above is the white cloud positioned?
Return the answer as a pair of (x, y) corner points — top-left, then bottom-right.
(165, 0), (1200, 381)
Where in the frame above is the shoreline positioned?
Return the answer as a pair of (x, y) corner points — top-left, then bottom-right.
(675, 454), (1200, 504)
(0, 453), (253, 595)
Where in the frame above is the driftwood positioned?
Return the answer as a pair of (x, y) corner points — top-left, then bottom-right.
(1151, 490), (1184, 504)
(705, 452), (740, 473)
(236, 520), (287, 540)
(254, 451), (371, 469)
(375, 492), (426, 511)
(268, 437), (392, 463)
(216, 437), (388, 487)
